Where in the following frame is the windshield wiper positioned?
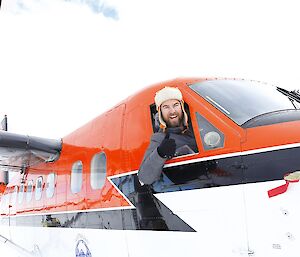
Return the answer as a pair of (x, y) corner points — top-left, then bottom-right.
(277, 87), (300, 102)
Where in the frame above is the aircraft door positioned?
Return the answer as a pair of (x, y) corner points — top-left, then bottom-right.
(241, 134), (300, 257)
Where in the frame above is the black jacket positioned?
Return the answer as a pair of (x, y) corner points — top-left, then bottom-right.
(138, 127), (197, 185)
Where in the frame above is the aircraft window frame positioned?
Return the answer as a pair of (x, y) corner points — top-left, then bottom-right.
(149, 102), (199, 155)
(195, 112), (225, 150)
(46, 173), (56, 198)
(35, 176), (43, 201)
(149, 103), (160, 133)
(90, 152), (107, 190)
(71, 160), (83, 194)
(18, 183), (25, 204)
(26, 180), (34, 203)
(11, 185), (18, 205)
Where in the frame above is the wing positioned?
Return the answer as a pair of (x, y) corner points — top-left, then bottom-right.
(0, 131), (62, 172)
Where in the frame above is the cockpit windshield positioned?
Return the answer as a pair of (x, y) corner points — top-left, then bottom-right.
(190, 80), (300, 126)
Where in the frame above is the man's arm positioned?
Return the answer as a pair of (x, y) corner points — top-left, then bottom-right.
(138, 133), (167, 185)
(138, 133), (176, 185)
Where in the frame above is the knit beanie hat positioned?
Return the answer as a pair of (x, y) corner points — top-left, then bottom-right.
(154, 87), (188, 131)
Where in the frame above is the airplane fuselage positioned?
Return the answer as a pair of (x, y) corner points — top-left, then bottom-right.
(1, 78), (300, 256)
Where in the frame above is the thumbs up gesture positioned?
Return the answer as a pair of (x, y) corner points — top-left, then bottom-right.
(157, 133), (176, 159)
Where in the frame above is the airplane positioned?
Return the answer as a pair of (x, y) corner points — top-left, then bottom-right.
(0, 77), (300, 257)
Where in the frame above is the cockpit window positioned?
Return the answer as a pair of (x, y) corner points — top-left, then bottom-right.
(150, 102), (196, 134)
(149, 102), (199, 155)
(190, 80), (300, 126)
(196, 112), (224, 150)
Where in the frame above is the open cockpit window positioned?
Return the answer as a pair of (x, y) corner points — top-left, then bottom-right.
(149, 102), (199, 155)
(190, 80), (300, 128)
(150, 102), (196, 134)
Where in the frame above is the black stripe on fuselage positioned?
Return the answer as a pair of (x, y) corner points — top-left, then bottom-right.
(0, 206), (195, 232)
(113, 145), (300, 196)
(2, 146), (300, 231)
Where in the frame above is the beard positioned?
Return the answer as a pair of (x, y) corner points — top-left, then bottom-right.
(164, 111), (184, 128)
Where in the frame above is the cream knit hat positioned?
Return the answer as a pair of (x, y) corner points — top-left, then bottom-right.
(154, 87), (188, 130)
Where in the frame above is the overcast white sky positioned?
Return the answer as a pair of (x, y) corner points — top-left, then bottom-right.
(0, 0), (300, 139)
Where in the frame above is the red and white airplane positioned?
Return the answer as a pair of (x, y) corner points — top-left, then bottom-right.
(1, 78), (300, 257)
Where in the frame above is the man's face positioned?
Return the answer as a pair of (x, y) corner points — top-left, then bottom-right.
(160, 99), (183, 128)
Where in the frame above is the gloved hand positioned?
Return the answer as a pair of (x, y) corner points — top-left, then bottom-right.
(157, 133), (176, 159)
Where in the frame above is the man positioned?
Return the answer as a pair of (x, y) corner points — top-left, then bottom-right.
(138, 87), (198, 185)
